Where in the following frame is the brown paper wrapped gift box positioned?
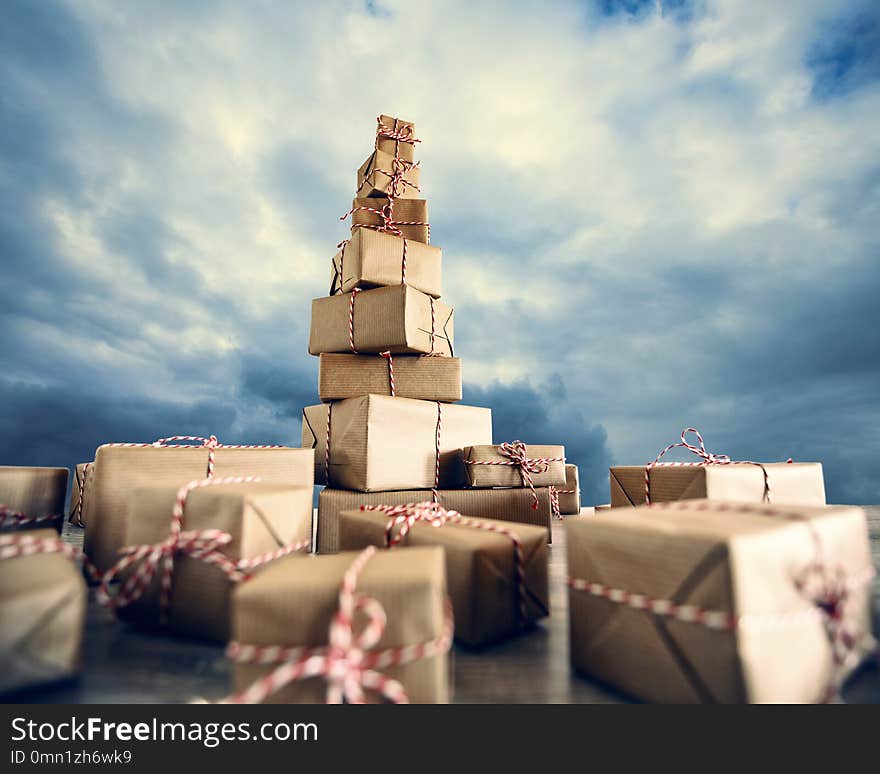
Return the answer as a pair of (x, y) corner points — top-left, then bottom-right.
(566, 501), (874, 703)
(0, 466), (69, 531)
(330, 228), (441, 298)
(316, 486), (554, 554)
(318, 353), (462, 403)
(555, 464), (581, 515)
(610, 462), (826, 507)
(112, 483), (314, 643)
(309, 285), (454, 357)
(375, 114), (417, 162)
(350, 197), (429, 243)
(0, 529), (86, 695)
(69, 462), (93, 526)
(231, 547), (450, 703)
(462, 444), (566, 488)
(356, 148), (420, 199)
(339, 508), (549, 647)
(83, 444), (314, 573)
(301, 396), (491, 490)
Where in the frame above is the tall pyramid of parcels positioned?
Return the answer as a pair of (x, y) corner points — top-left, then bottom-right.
(303, 115), (578, 553)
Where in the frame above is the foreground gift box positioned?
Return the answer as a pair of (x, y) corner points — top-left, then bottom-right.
(375, 114), (417, 162)
(331, 228), (440, 298)
(0, 530), (86, 695)
(356, 149), (420, 199)
(0, 466), (68, 532)
(350, 197), (429, 243)
(610, 462), (826, 507)
(318, 353), (462, 403)
(553, 464), (581, 515)
(463, 444), (566, 488)
(309, 285), (454, 356)
(69, 462), (93, 527)
(316, 487), (554, 553)
(339, 506), (549, 647)
(107, 483), (314, 643)
(566, 501), (875, 703)
(230, 547), (451, 703)
(83, 441), (314, 573)
(302, 396), (491, 490)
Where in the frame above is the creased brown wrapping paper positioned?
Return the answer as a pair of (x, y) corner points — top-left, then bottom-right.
(556, 464), (581, 515)
(316, 487), (554, 554)
(356, 149), (421, 199)
(118, 483), (314, 642)
(69, 462), (93, 526)
(0, 466), (68, 532)
(339, 509), (548, 647)
(83, 445), (314, 573)
(610, 462), (826, 507)
(309, 285), (454, 356)
(566, 501), (873, 703)
(232, 547), (450, 703)
(0, 529), (86, 695)
(351, 197), (429, 243)
(462, 445), (566, 488)
(375, 114), (416, 162)
(318, 353), (462, 403)
(331, 228), (441, 298)
(302, 396), (490, 491)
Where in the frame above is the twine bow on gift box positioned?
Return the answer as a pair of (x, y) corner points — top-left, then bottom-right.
(98, 476), (309, 622)
(566, 501), (877, 703)
(644, 427), (792, 505)
(68, 435), (286, 528)
(222, 546), (454, 704)
(0, 531), (102, 582)
(465, 441), (564, 510)
(361, 501), (529, 624)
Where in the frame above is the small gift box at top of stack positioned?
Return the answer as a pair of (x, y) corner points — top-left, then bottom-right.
(302, 115), (577, 556)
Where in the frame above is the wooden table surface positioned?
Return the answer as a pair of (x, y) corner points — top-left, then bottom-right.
(13, 507), (880, 704)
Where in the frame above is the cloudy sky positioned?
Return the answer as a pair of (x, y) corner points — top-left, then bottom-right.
(1, 0), (878, 504)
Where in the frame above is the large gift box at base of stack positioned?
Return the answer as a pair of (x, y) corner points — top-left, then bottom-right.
(82, 441), (314, 573)
(229, 547), (452, 703)
(0, 530), (87, 695)
(103, 482), (314, 643)
(566, 500), (875, 703)
(338, 505), (549, 647)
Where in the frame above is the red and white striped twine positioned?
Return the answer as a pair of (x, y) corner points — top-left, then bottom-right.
(644, 428), (790, 505)
(432, 402), (442, 502)
(379, 351), (395, 397)
(375, 115), (420, 154)
(362, 501), (529, 624)
(98, 476), (308, 621)
(325, 405), (333, 485)
(549, 487), (578, 520)
(0, 504), (62, 530)
(222, 545), (454, 704)
(348, 287), (362, 353)
(69, 461), (92, 527)
(466, 441), (564, 511)
(568, 500), (876, 702)
(0, 531), (102, 583)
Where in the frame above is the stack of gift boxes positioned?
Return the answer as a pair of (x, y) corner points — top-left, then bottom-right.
(0, 115), (875, 705)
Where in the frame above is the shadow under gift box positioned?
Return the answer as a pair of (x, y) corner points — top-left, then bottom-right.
(317, 353), (462, 403)
(462, 444), (567, 488)
(83, 445), (314, 574)
(0, 466), (69, 532)
(350, 197), (429, 243)
(338, 509), (549, 648)
(566, 501), (874, 703)
(309, 285), (454, 356)
(231, 547), (450, 703)
(356, 148), (421, 199)
(116, 483), (314, 643)
(301, 395), (492, 490)
(0, 529), (86, 695)
(330, 228), (441, 298)
(316, 487), (555, 553)
(610, 462), (826, 507)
